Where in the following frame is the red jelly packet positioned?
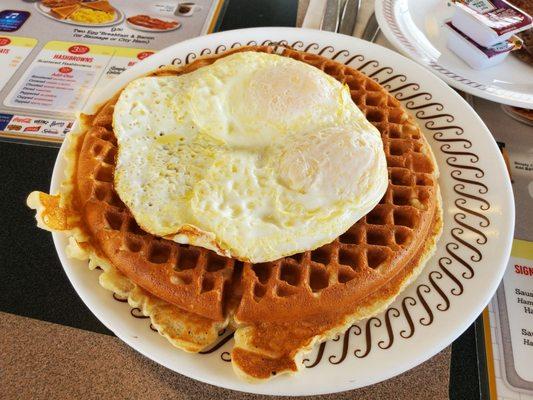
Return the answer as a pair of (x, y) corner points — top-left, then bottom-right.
(454, 0), (533, 36)
(447, 21), (523, 57)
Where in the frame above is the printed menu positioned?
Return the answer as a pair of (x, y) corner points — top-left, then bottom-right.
(474, 110), (533, 400)
(0, 36), (37, 91)
(5, 41), (113, 114)
(501, 241), (533, 382)
(0, 0), (225, 145)
(483, 240), (533, 400)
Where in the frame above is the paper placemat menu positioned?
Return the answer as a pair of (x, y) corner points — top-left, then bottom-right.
(499, 241), (533, 385)
(471, 96), (533, 400)
(0, 0), (225, 145)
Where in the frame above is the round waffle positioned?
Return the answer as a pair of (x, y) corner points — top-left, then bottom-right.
(29, 45), (442, 380)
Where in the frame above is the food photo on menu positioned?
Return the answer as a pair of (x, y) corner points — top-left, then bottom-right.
(36, 0), (195, 30)
(1, 0), (532, 399)
(39, 0), (120, 25)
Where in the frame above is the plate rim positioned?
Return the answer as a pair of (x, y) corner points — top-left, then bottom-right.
(374, 0), (533, 109)
(49, 26), (515, 396)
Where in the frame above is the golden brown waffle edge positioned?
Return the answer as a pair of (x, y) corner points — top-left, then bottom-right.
(28, 45), (443, 380)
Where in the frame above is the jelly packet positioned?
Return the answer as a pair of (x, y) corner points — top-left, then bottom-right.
(451, 0), (532, 47)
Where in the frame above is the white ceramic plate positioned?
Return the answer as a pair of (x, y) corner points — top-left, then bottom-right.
(375, 0), (533, 109)
(36, 3), (124, 27)
(125, 16), (181, 32)
(50, 27), (514, 396)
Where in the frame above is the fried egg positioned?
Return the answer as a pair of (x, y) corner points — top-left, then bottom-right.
(113, 51), (388, 263)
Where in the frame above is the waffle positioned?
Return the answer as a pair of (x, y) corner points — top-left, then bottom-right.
(28, 45), (442, 380)
(51, 4), (81, 19)
(83, 1), (115, 13)
(42, 0), (80, 8)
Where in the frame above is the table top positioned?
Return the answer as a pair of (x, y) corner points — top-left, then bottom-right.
(0, 1), (505, 399)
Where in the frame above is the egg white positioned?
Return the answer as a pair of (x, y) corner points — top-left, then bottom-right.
(113, 51), (388, 262)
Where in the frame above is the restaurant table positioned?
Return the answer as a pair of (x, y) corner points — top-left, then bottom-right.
(0, 1), (500, 399)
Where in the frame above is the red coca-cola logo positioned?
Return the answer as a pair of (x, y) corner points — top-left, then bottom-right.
(12, 117), (31, 123)
(68, 45), (90, 55)
(59, 67), (73, 73)
(0, 37), (11, 46)
(137, 51), (154, 60)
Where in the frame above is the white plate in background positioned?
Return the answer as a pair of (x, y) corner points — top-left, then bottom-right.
(375, 0), (533, 109)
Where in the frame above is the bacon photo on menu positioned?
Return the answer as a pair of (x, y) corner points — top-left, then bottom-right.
(126, 15), (180, 30)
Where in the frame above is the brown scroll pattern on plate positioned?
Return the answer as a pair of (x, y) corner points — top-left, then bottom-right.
(104, 40), (491, 367)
